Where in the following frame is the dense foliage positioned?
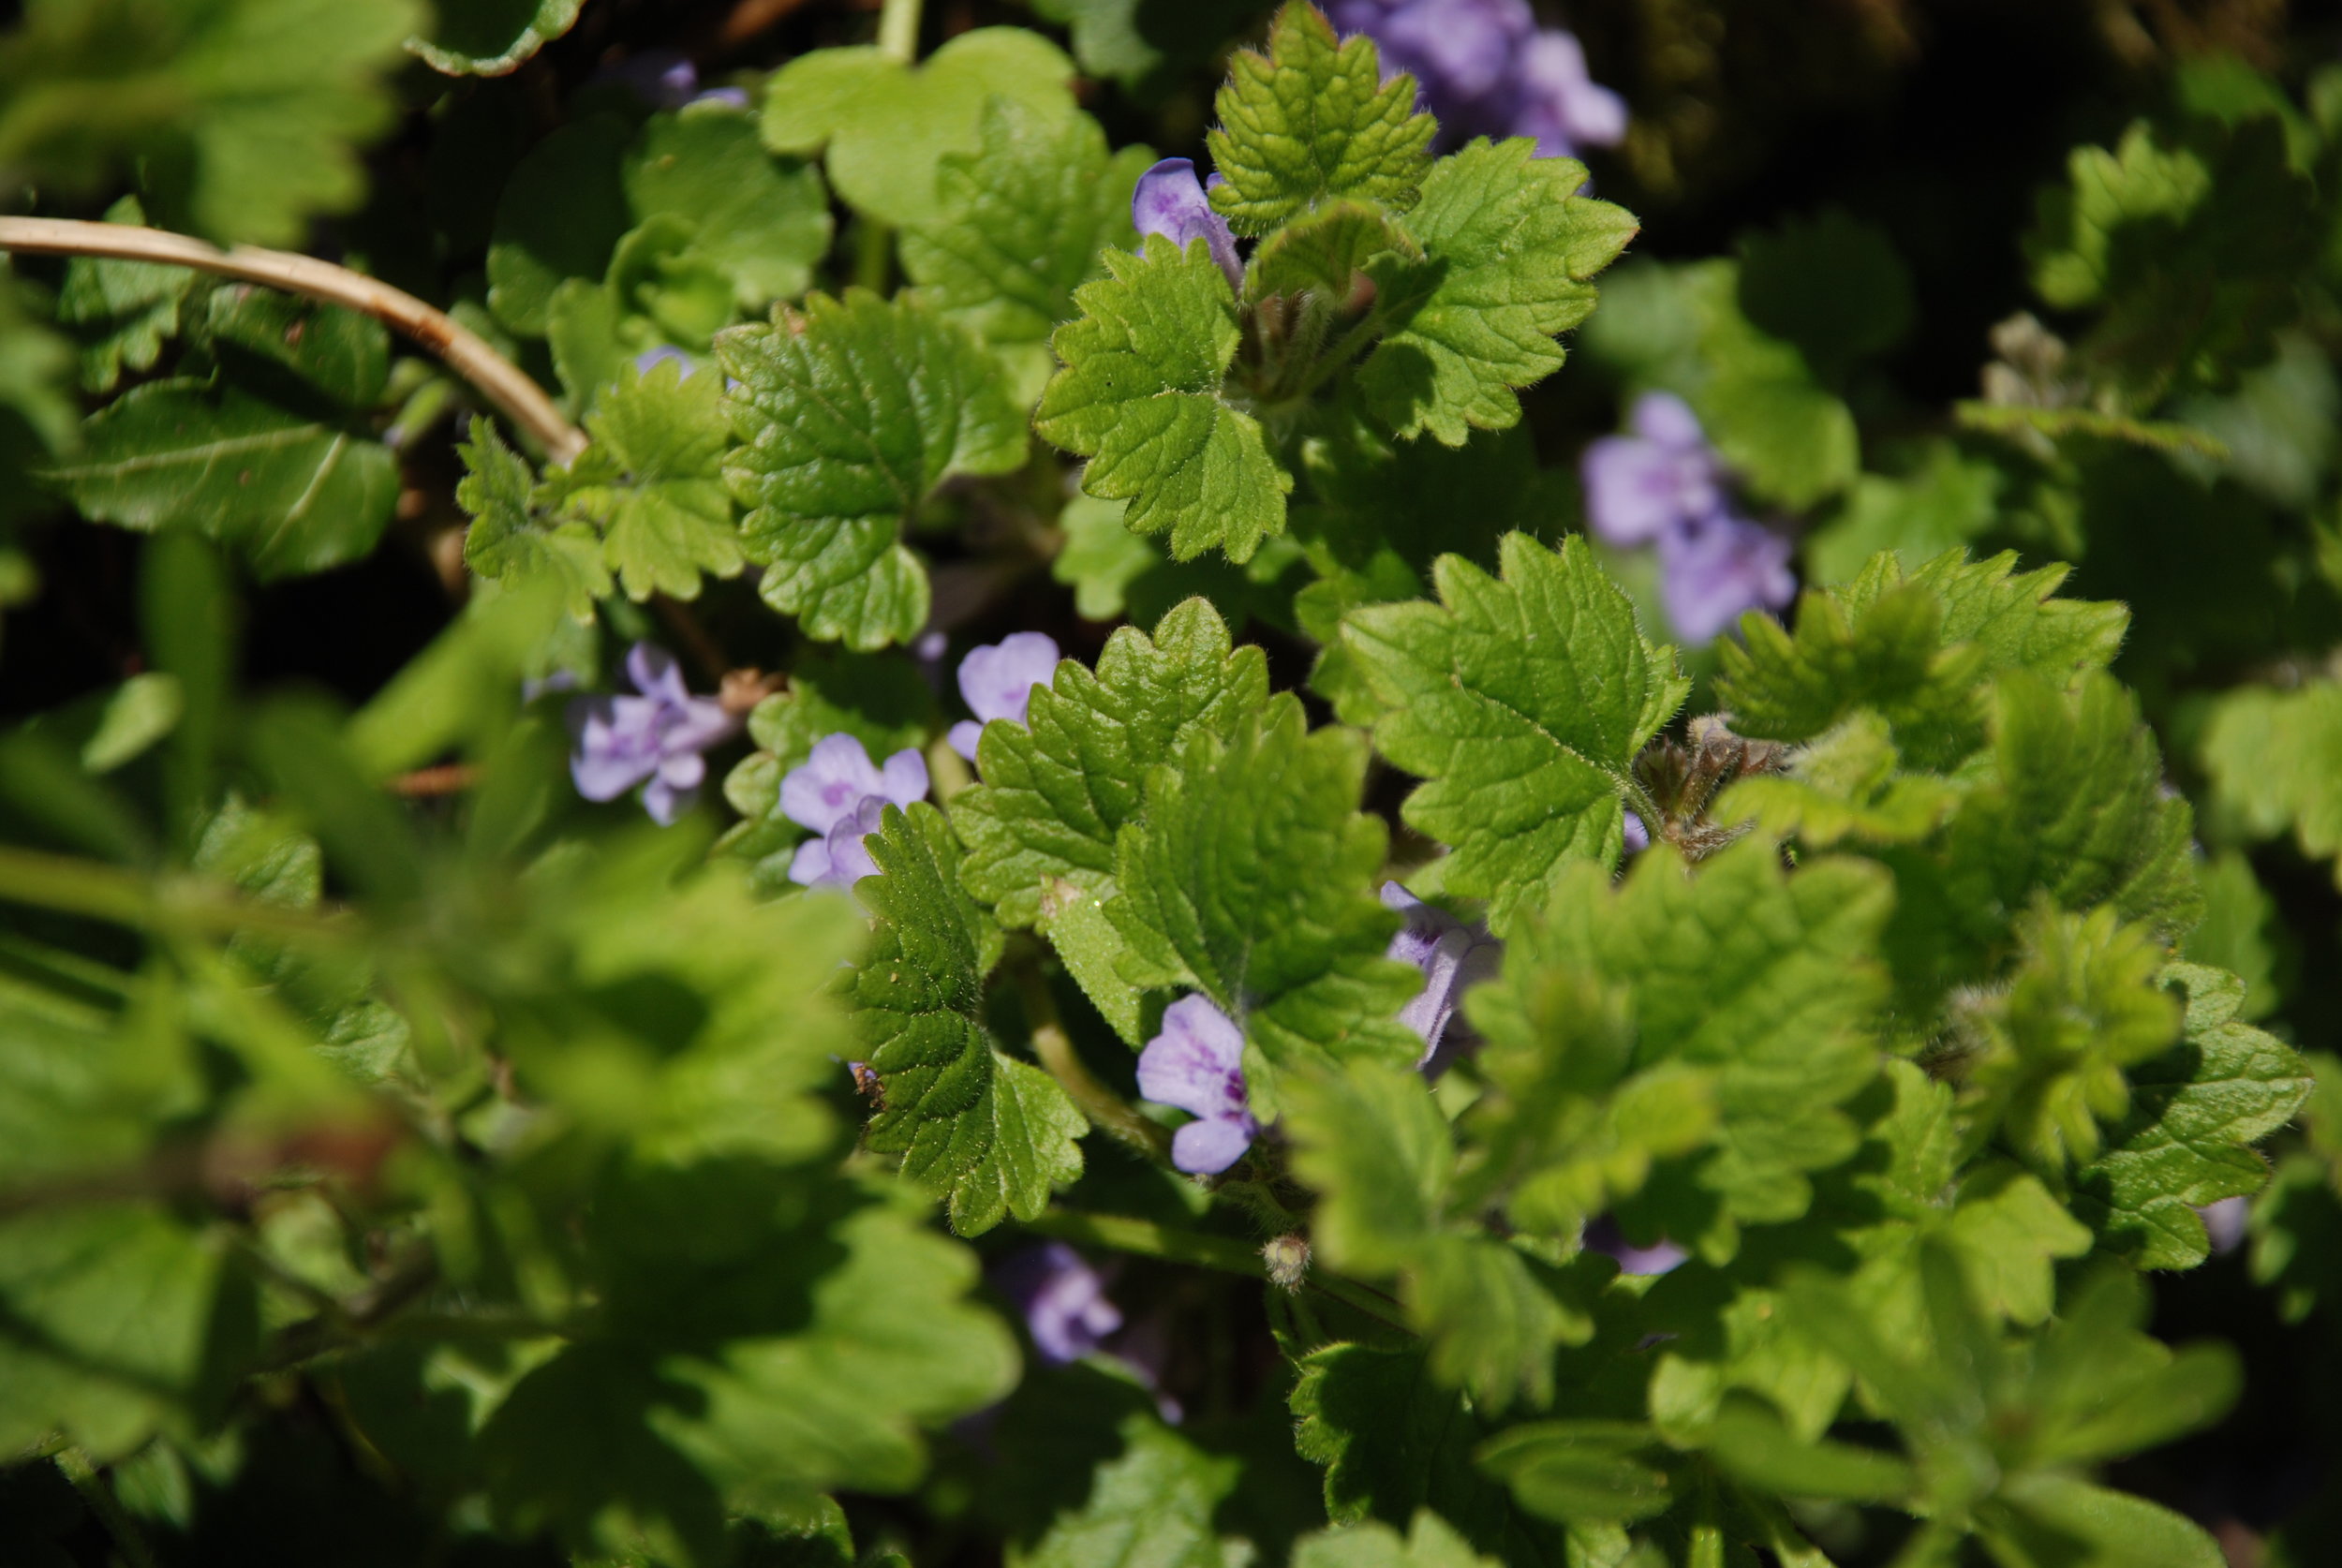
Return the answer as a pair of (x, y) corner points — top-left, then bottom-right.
(2, 1), (2340, 1564)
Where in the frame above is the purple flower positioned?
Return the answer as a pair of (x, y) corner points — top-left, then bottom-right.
(634, 346), (697, 380)
(1622, 809), (1650, 854)
(993, 1243), (1124, 1365)
(948, 632), (1061, 762)
(782, 733), (929, 890)
(566, 643), (738, 825)
(1381, 882), (1503, 1068)
(1137, 996), (1258, 1176)
(1330, 0), (1625, 160)
(2197, 1195), (2248, 1257)
(1511, 29), (1627, 157)
(1582, 392), (1798, 646)
(1655, 510), (1797, 645)
(1133, 158), (1243, 293)
(691, 86), (751, 111)
(1581, 392), (1721, 548)
(1584, 1214), (1686, 1276)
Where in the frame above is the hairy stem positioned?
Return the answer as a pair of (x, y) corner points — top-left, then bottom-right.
(1017, 970), (1175, 1161)
(54, 1448), (159, 1568)
(0, 216), (587, 466)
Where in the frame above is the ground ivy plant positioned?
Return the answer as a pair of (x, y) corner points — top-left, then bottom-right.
(0, 1), (2334, 1565)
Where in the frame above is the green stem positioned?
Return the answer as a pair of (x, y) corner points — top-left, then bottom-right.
(876, 0), (923, 63)
(0, 845), (353, 946)
(852, 217), (894, 295)
(1022, 1209), (1413, 1332)
(1015, 970), (1175, 1161)
(54, 1447), (159, 1568)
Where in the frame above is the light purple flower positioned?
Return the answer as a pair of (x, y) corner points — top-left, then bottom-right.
(1137, 996), (1258, 1176)
(1381, 882), (1503, 1068)
(691, 86), (751, 111)
(2197, 1195), (2248, 1256)
(948, 632), (1060, 762)
(1655, 509), (1797, 645)
(1581, 392), (1722, 548)
(1330, 0), (1625, 160)
(1511, 30), (1628, 157)
(1622, 809), (1650, 854)
(634, 346), (697, 380)
(992, 1244), (1123, 1364)
(566, 643), (738, 825)
(1585, 1214), (1686, 1276)
(1133, 158), (1243, 293)
(782, 733), (928, 891)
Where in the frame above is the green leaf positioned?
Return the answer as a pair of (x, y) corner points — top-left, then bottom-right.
(1019, 1413), (1251, 1568)
(1341, 534), (1688, 935)
(1717, 712), (1961, 849)
(2075, 963), (2311, 1268)
(2200, 676), (2342, 886)
(900, 97), (1150, 383)
(1705, 1400), (1915, 1502)
(1292, 1343), (1568, 1565)
(1716, 549), (2128, 769)
(761, 29), (1078, 228)
(1736, 208), (1914, 383)
(719, 290), (1028, 650)
(46, 377), (395, 580)
(406, 0), (582, 75)
(626, 104), (834, 311)
(0, 1204), (240, 1461)
(206, 285), (391, 408)
(1251, 200), (1414, 300)
(1940, 673), (2202, 947)
(1943, 1162), (2094, 1325)
(1286, 1059), (1455, 1272)
(1029, 0), (1266, 88)
(1499, 841), (1893, 1233)
(1474, 1423), (1674, 1527)
(543, 357), (744, 602)
(1291, 1511), (1504, 1568)
(1802, 444), (2001, 587)
(0, 0), (422, 247)
(487, 116), (635, 336)
(956, 598), (1269, 928)
(1407, 1235), (1592, 1413)
(481, 1181), (1018, 1564)
(855, 804), (1088, 1235)
(1036, 235), (1292, 564)
(1966, 905), (2184, 1173)
(1204, 2), (1434, 236)
(1358, 140), (1637, 446)
(458, 422), (613, 620)
(1106, 701), (1419, 1072)
(57, 196), (193, 394)
(1987, 1475), (2225, 1568)
(2024, 116), (2316, 407)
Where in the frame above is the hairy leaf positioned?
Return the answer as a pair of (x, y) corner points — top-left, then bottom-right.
(719, 290), (1028, 649)
(1037, 235), (1292, 564)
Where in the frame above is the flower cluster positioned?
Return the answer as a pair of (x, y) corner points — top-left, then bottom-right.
(1328, 0), (1625, 160)
(781, 733), (929, 891)
(949, 632), (1060, 763)
(566, 643), (738, 825)
(1132, 159), (1244, 292)
(1581, 392), (1797, 644)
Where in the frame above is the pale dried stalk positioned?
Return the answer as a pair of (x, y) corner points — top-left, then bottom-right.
(0, 215), (587, 466)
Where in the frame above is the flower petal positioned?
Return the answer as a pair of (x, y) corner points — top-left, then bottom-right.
(1171, 1115), (1255, 1176)
(780, 732), (883, 834)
